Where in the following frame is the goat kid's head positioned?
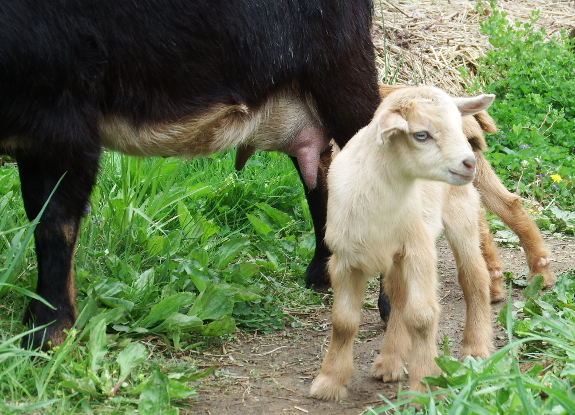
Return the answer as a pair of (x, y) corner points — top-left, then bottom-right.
(375, 86), (495, 186)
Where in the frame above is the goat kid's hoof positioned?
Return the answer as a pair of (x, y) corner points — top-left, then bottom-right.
(488, 270), (506, 303)
(310, 374), (347, 401)
(528, 257), (556, 289)
(461, 344), (493, 360)
(370, 356), (406, 383)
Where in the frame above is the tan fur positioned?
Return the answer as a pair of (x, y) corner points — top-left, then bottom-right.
(310, 86), (494, 401)
(61, 222), (77, 247)
(478, 206), (506, 302)
(100, 89), (323, 157)
(0, 135), (28, 154)
(474, 154), (555, 287)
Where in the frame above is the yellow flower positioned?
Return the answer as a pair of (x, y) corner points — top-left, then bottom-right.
(551, 174), (563, 183)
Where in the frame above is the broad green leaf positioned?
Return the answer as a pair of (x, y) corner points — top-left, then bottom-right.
(255, 202), (292, 226)
(168, 380), (198, 399)
(140, 292), (196, 328)
(61, 376), (98, 396)
(235, 263), (260, 279)
(246, 213), (273, 236)
(147, 235), (166, 257)
(135, 269), (155, 292)
(186, 249), (209, 268)
(75, 289), (100, 329)
(199, 218), (219, 243)
(167, 230), (182, 256)
(186, 266), (210, 293)
(94, 280), (125, 298)
(214, 237), (250, 269)
(231, 285), (261, 302)
(138, 368), (170, 415)
(168, 366), (217, 382)
(163, 313), (203, 331)
(435, 355), (464, 376)
(523, 297), (542, 316)
(99, 297), (135, 312)
(116, 342), (147, 387)
(177, 202), (198, 238)
(196, 315), (236, 336)
(265, 250), (279, 270)
(89, 319), (108, 372)
(523, 274), (544, 299)
(188, 285), (236, 321)
(178, 202), (219, 242)
(81, 308), (126, 340)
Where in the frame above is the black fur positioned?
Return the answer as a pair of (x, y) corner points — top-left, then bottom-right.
(0, 0), (380, 349)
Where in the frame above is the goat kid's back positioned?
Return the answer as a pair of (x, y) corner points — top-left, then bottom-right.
(311, 86), (494, 401)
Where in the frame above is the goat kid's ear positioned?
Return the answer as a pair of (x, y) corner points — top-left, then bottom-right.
(453, 94), (496, 116)
(376, 111), (408, 145)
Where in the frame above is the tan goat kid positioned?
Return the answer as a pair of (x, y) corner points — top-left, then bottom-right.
(310, 86), (495, 401)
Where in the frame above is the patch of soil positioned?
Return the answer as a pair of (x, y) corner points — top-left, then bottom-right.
(190, 235), (575, 415)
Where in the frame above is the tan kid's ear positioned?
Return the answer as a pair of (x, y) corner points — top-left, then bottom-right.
(376, 111), (409, 145)
(453, 94), (496, 116)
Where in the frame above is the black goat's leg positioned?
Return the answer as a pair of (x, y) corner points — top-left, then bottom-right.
(291, 146), (332, 289)
(16, 142), (99, 350)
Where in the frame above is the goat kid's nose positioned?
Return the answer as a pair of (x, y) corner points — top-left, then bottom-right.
(462, 157), (476, 171)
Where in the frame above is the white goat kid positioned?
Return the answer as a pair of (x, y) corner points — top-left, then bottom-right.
(310, 86), (495, 401)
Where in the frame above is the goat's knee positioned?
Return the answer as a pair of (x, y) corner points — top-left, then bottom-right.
(477, 208), (505, 302)
(403, 300), (439, 340)
(403, 300), (441, 392)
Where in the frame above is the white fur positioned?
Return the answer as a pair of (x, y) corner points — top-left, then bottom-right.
(310, 86), (495, 401)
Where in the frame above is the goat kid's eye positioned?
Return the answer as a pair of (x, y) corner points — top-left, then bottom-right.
(413, 132), (430, 141)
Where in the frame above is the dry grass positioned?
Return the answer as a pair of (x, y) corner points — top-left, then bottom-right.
(372, 0), (575, 95)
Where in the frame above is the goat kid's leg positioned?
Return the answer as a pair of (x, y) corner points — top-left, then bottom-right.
(371, 265), (410, 382)
(474, 153), (555, 287)
(403, 248), (441, 393)
(444, 193), (494, 358)
(310, 257), (368, 401)
(373, 248), (441, 393)
(16, 145), (99, 350)
(478, 208), (505, 302)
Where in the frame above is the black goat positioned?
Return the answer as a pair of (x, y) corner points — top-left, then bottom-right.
(0, 0), (380, 349)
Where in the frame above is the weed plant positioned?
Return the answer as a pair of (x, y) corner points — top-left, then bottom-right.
(465, 2), (575, 235)
(0, 150), (323, 413)
(367, 271), (575, 415)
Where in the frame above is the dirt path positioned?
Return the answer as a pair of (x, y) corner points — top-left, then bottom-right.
(189, 236), (575, 415)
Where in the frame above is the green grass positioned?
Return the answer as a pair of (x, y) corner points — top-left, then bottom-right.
(0, 150), (324, 414)
(1, 1), (575, 412)
(366, 272), (575, 415)
(464, 2), (575, 234)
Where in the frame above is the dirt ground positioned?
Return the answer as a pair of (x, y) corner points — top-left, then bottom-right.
(188, 236), (575, 415)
